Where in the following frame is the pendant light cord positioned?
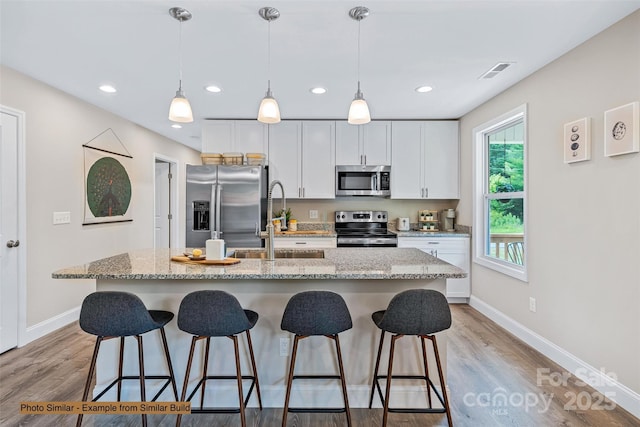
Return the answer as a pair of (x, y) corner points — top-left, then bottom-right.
(267, 19), (272, 91)
(178, 18), (183, 91)
(357, 18), (361, 85)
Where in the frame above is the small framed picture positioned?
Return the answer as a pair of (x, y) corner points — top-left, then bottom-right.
(604, 102), (639, 157)
(563, 117), (590, 163)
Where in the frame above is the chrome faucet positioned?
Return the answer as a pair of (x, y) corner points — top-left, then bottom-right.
(261, 180), (287, 261)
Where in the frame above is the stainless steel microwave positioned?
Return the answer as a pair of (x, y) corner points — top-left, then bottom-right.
(335, 165), (391, 197)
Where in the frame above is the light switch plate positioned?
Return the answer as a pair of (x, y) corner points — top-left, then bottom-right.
(53, 211), (71, 225)
(309, 210), (318, 219)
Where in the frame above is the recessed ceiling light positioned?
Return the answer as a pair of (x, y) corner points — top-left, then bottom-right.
(415, 86), (433, 93)
(171, 124), (182, 129)
(205, 85), (222, 93)
(99, 84), (117, 93)
(310, 87), (327, 95)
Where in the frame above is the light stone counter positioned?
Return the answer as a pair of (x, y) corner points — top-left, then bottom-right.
(53, 248), (463, 409)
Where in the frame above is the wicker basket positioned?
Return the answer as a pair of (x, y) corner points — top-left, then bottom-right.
(246, 152), (266, 166)
(222, 152), (244, 165)
(201, 153), (222, 165)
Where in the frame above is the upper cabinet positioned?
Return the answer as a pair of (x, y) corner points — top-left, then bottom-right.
(391, 121), (459, 199)
(201, 120), (268, 156)
(335, 121), (391, 165)
(268, 121), (335, 199)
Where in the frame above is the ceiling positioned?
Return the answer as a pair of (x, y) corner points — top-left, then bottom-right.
(2, 1), (639, 151)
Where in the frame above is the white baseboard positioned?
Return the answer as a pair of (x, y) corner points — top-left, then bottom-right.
(22, 306), (80, 346)
(469, 295), (640, 419)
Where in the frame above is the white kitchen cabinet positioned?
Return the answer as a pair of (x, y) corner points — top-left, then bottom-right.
(201, 120), (268, 157)
(335, 121), (391, 165)
(274, 237), (337, 248)
(391, 121), (459, 199)
(398, 236), (470, 300)
(268, 121), (335, 199)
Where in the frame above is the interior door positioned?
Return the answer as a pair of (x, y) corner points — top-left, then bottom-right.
(0, 111), (19, 353)
(154, 161), (171, 248)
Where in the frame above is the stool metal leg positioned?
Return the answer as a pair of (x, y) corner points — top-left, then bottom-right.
(117, 336), (125, 402)
(245, 329), (263, 409)
(382, 334), (399, 427)
(231, 335), (246, 427)
(159, 327), (179, 400)
(429, 335), (453, 427)
(136, 335), (147, 427)
(333, 334), (352, 427)
(420, 336), (433, 408)
(76, 336), (103, 427)
(369, 330), (386, 408)
(282, 334), (301, 427)
(176, 336), (199, 427)
(200, 337), (211, 410)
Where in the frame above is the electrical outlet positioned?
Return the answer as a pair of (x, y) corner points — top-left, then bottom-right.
(279, 337), (290, 356)
(529, 297), (536, 312)
(53, 211), (71, 225)
(309, 210), (319, 219)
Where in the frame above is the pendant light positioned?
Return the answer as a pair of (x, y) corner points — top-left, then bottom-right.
(168, 7), (193, 123)
(348, 6), (371, 125)
(257, 7), (281, 124)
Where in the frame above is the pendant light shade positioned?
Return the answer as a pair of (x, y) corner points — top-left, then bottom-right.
(168, 7), (193, 123)
(258, 85), (281, 123)
(258, 7), (281, 124)
(348, 6), (371, 125)
(348, 82), (371, 125)
(169, 87), (193, 123)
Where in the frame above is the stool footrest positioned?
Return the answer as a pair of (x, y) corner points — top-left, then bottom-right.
(185, 375), (258, 409)
(373, 374), (447, 413)
(292, 375), (341, 380)
(93, 375), (174, 402)
(288, 407), (347, 414)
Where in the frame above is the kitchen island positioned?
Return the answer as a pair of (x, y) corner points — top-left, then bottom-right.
(53, 247), (465, 408)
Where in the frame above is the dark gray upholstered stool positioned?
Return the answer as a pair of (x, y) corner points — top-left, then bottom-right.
(176, 290), (261, 427)
(368, 289), (453, 427)
(280, 290), (353, 427)
(77, 291), (178, 427)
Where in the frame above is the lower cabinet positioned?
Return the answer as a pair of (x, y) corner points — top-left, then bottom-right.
(397, 236), (470, 300)
(274, 237), (337, 249)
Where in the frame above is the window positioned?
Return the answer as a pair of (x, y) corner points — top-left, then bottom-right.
(473, 104), (527, 281)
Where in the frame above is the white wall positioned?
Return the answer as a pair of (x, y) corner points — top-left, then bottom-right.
(458, 11), (640, 398)
(0, 66), (201, 332)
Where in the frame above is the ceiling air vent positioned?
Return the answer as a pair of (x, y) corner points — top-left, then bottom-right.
(479, 62), (514, 79)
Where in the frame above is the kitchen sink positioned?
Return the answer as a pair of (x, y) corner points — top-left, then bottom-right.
(232, 249), (325, 259)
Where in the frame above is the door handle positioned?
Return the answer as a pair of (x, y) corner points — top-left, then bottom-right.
(6, 240), (20, 248)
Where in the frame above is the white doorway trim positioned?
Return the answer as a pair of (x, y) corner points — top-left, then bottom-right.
(153, 154), (179, 249)
(1, 104), (28, 348)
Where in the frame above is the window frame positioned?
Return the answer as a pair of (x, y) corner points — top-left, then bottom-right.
(472, 104), (528, 282)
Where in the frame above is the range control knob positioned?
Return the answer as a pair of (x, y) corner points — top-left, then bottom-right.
(377, 214), (382, 219)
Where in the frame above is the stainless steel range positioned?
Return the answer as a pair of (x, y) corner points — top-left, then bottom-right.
(335, 210), (398, 247)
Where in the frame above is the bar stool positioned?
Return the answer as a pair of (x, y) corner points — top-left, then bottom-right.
(368, 289), (453, 427)
(77, 291), (179, 427)
(176, 290), (262, 427)
(280, 290), (353, 427)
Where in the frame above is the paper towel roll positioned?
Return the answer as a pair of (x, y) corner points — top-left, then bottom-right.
(206, 239), (226, 260)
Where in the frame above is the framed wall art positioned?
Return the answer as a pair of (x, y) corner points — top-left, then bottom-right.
(82, 128), (133, 225)
(604, 101), (639, 157)
(563, 117), (590, 163)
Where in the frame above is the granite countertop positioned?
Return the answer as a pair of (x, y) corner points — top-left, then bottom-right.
(52, 248), (466, 281)
(393, 230), (470, 237)
(274, 231), (337, 238)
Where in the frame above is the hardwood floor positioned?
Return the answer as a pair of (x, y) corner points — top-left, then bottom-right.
(1, 304), (638, 426)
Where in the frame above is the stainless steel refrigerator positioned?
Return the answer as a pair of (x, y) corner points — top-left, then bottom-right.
(186, 165), (267, 249)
